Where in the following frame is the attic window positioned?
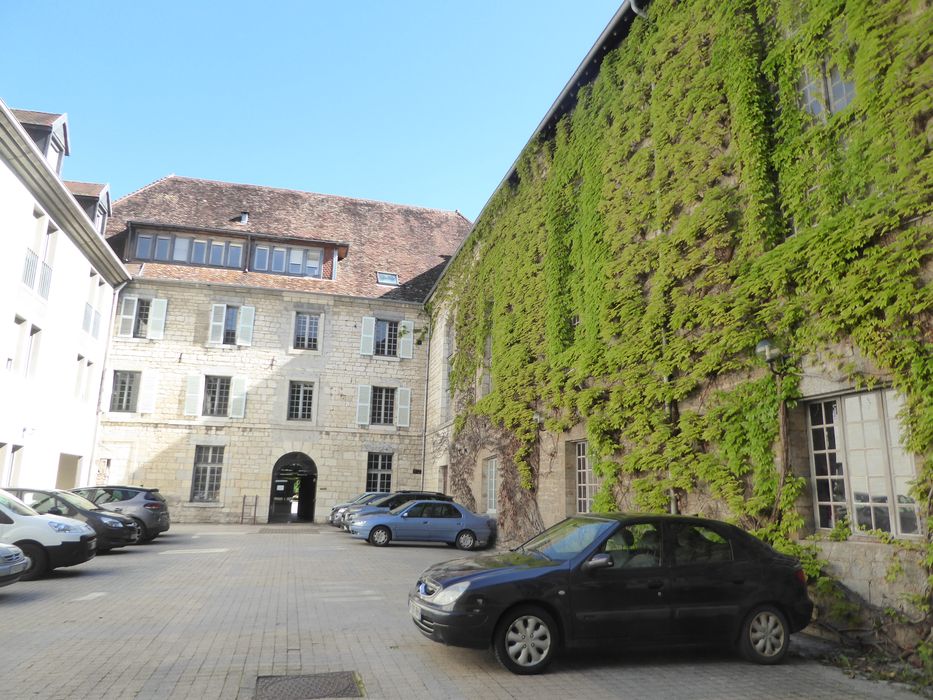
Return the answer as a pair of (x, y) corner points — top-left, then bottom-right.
(376, 272), (399, 286)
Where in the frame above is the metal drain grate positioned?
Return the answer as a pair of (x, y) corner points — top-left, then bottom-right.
(255, 672), (363, 699)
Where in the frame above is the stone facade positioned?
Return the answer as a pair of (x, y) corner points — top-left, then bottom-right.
(98, 278), (432, 523)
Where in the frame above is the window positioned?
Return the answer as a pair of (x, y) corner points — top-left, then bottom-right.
(374, 320), (399, 357)
(271, 247), (286, 272)
(371, 386), (396, 425)
(110, 371), (140, 412)
(227, 243), (243, 268)
(135, 234), (153, 259)
(670, 524), (733, 566)
(799, 62), (855, 120)
(359, 317), (414, 358)
(173, 237), (191, 262)
(574, 441), (598, 513)
(191, 446), (223, 502)
(154, 236), (171, 261)
(191, 240), (207, 264)
(484, 457), (498, 513)
(288, 381), (314, 420)
(294, 312), (320, 350)
(185, 374), (246, 418)
(209, 241), (225, 266)
(209, 304), (254, 346)
(366, 452), (393, 492)
(356, 385), (410, 426)
(376, 271), (399, 286)
(117, 298), (167, 340)
(203, 376), (231, 416)
(253, 245), (269, 271)
(807, 390), (920, 537)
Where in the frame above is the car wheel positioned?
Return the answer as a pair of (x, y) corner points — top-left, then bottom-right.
(369, 526), (391, 547)
(493, 605), (558, 675)
(739, 605), (790, 664)
(455, 529), (476, 551)
(133, 519), (152, 542)
(18, 542), (49, 581)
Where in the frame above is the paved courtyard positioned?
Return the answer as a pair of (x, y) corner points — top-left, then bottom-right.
(0, 523), (921, 700)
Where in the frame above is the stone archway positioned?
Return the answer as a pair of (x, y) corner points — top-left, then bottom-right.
(268, 452), (317, 523)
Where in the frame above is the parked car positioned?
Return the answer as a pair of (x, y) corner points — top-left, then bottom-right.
(408, 513), (814, 675)
(328, 492), (383, 526)
(350, 500), (496, 550)
(0, 489), (97, 580)
(341, 491), (453, 530)
(70, 485), (170, 541)
(0, 543), (29, 588)
(6, 488), (139, 551)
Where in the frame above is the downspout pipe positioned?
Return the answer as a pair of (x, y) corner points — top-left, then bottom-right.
(420, 320), (432, 491)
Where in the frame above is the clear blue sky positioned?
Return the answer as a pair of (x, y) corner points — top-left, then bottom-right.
(2, 1), (621, 221)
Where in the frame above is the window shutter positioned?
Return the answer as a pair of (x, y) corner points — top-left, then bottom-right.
(356, 385), (372, 425)
(236, 305), (255, 346)
(138, 370), (159, 413)
(102, 371), (115, 412)
(396, 387), (411, 427)
(360, 316), (375, 355)
(230, 376), (247, 418)
(209, 304), (226, 344)
(118, 297), (137, 337)
(399, 320), (414, 359)
(147, 299), (167, 340)
(184, 374), (203, 416)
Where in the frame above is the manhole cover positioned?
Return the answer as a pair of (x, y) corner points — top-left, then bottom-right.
(255, 672), (363, 699)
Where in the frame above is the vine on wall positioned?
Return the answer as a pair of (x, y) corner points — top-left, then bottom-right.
(431, 0), (931, 663)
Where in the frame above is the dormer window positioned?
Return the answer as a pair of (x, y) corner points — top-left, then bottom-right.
(252, 244), (324, 278)
(376, 272), (399, 286)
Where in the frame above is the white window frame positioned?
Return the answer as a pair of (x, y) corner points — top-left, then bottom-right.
(484, 457), (498, 514)
(807, 389), (921, 538)
(208, 304), (254, 346)
(574, 440), (598, 513)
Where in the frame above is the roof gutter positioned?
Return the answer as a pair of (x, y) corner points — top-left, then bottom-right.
(425, 0), (641, 303)
(0, 99), (130, 286)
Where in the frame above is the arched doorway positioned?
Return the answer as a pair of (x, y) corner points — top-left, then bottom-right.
(268, 452), (317, 523)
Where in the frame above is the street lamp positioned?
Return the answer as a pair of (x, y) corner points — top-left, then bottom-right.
(755, 338), (783, 369)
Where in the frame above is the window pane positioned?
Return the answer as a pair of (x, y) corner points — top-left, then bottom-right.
(192, 240), (207, 264)
(136, 235), (152, 259)
(306, 249), (323, 277)
(173, 237), (191, 262)
(374, 320), (399, 357)
(203, 376), (231, 416)
(210, 242), (225, 266)
(223, 306), (238, 345)
(288, 381), (314, 420)
(271, 248), (286, 272)
(294, 312), (319, 350)
(288, 248), (303, 275)
(227, 244), (243, 268)
(152, 236), (170, 261)
(254, 245), (269, 271)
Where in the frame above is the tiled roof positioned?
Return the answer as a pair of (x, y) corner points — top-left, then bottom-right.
(65, 181), (107, 197)
(11, 109), (63, 128)
(108, 176), (471, 303)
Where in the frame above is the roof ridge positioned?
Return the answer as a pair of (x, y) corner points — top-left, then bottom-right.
(159, 175), (465, 217)
(113, 173), (177, 205)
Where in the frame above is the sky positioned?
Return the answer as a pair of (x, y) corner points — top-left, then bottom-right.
(2, 1), (622, 221)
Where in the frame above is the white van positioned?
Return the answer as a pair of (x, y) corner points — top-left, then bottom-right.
(0, 489), (97, 580)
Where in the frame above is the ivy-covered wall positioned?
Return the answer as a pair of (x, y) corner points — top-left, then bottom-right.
(431, 0), (931, 657)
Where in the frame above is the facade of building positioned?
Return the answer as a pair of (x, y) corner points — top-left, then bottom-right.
(424, 0), (930, 643)
(0, 101), (129, 489)
(97, 176), (470, 523)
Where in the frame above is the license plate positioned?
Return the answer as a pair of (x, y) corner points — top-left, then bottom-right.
(409, 600), (421, 620)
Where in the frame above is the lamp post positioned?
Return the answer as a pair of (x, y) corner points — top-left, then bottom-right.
(756, 339), (789, 521)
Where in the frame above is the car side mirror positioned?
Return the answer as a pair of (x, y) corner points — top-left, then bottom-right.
(48, 507), (63, 516)
(583, 552), (614, 573)
(401, 512), (410, 518)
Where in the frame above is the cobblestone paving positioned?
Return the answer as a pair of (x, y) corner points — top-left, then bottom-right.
(0, 524), (920, 699)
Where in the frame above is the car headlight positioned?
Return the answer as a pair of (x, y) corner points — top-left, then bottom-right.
(47, 521), (83, 534)
(100, 516), (123, 528)
(432, 581), (470, 606)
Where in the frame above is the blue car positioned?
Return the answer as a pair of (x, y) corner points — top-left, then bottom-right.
(350, 500), (496, 550)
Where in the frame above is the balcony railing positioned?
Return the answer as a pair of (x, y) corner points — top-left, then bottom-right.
(21, 248), (38, 288)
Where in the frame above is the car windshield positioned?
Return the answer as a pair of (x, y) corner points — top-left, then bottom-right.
(57, 490), (101, 511)
(0, 489), (38, 516)
(519, 517), (616, 562)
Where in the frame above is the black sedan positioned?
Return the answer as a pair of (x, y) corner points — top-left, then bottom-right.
(409, 513), (813, 674)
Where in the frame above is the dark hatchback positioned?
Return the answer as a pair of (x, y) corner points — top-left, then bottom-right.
(409, 514), (813, 674)
(6, 488), (139, 552)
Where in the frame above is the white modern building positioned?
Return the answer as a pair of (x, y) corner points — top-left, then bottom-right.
(0, 100), (129, 489)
